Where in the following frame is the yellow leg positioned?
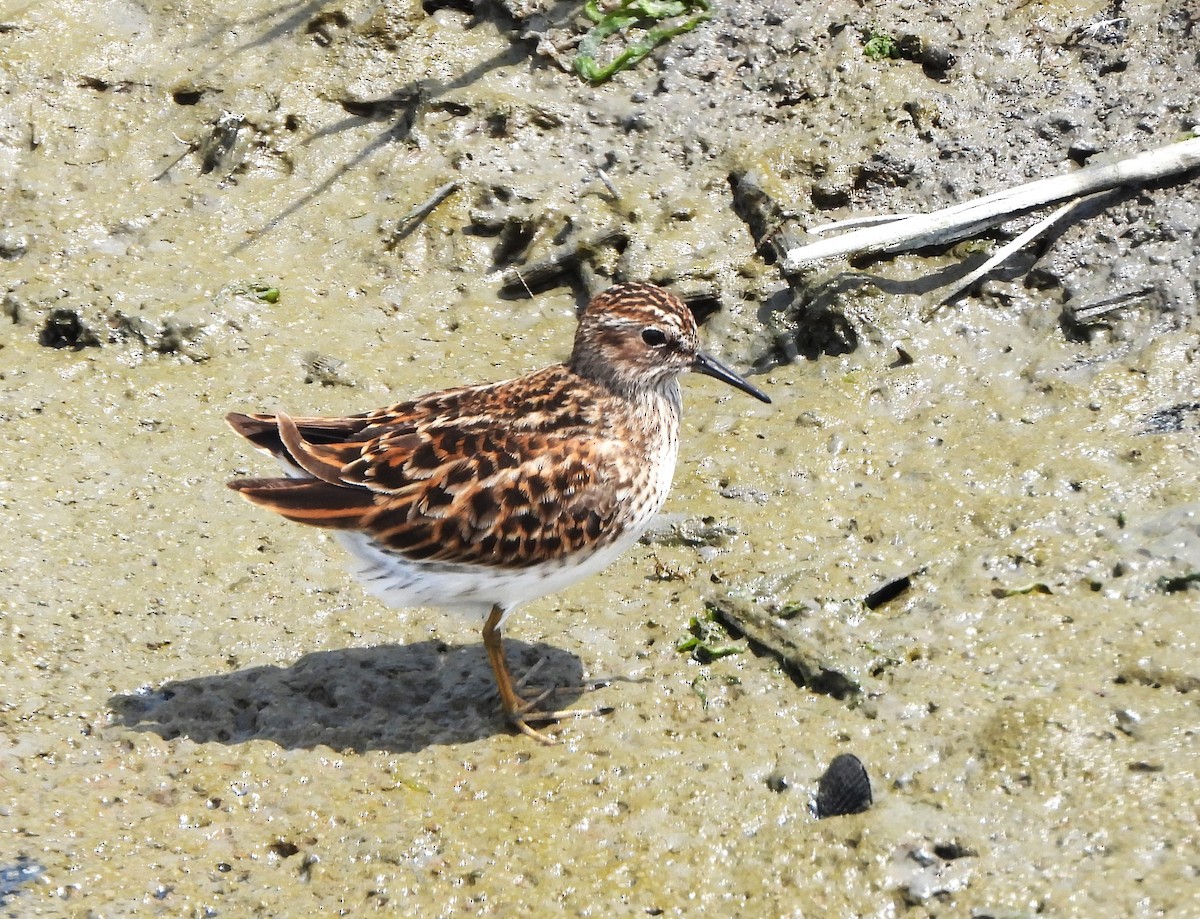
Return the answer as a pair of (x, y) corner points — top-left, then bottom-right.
(482, 604), (610, 745)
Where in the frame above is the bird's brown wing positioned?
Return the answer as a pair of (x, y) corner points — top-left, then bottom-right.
(226, 375), (634, 569)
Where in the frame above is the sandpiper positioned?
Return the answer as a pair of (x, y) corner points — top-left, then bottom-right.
(227, 281), (770, 742)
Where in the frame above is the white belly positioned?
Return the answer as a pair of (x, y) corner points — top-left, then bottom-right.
(333, 387), (682, 629)
(334, 512), (657, 627)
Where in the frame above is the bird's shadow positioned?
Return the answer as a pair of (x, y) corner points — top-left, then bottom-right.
(110, 640), (586, 753)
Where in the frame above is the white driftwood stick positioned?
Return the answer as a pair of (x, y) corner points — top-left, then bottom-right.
(782, 136), (1200, 271)
(806, 212), (917, 234)
(925, 199), (1078, 316)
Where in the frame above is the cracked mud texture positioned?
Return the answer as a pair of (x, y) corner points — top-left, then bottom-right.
(2, 0), (1199, 916)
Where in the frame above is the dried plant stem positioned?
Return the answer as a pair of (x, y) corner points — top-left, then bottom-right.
(782, 137), (1200, 272)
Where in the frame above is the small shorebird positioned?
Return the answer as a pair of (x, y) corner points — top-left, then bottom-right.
(227, 282), (770, 742)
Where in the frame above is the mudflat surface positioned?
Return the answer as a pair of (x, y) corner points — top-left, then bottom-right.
(2, 1), (1198, 915)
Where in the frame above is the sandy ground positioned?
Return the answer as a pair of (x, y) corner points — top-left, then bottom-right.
(2, 0), (1199, 916)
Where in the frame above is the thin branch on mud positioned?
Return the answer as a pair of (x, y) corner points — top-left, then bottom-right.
(782, 136), (1200, 273)
(386, 180), (462, 247)
(922, 198), (1078, 316)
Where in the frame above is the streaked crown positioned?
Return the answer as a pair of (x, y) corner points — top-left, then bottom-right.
(568, 282), (701, 396)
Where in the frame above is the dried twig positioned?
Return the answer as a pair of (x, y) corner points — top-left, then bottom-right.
(782, 137), (1200, 272)
(387, 180), (461, 246)
(922, 198), (1077, 315)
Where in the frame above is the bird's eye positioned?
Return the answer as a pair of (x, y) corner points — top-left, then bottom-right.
(642, 328), (668, 346)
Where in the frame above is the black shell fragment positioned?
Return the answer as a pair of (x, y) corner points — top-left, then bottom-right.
(815, 753), (873, 818)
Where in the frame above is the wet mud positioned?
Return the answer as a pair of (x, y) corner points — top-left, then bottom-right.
(2, 1), (1198, 915)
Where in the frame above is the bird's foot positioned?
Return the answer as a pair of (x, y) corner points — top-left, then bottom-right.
(505, 695), (615, 745)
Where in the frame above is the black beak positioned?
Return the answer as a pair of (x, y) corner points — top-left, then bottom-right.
(692, 351), (771, 403)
